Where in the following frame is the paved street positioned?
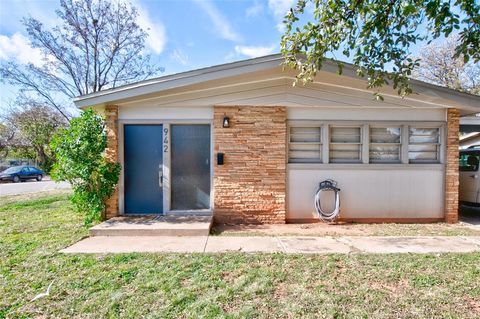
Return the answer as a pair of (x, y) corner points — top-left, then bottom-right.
(0, 177), (70, 196)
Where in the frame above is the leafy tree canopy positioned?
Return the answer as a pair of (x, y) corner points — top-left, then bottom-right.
(281, 0), (480, 98)
(2, 97), (67, 171)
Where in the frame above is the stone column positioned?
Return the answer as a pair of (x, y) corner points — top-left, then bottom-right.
(104, 105), (119, 219)
(445, 108), (460, 224)
(213, 106), (287, 224)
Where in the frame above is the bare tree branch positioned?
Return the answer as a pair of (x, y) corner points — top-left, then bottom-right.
(0, 0), (161, 120)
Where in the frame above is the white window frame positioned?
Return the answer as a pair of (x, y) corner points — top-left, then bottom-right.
(369, 125), (402, 163)
(408, 126), (443, 164)
(329, 125), (363, 163)
(287, 122), (323, 163)
(287, 120), (445, 166)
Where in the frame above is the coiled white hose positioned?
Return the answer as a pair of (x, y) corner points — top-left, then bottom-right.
(314, 179), (340, 222)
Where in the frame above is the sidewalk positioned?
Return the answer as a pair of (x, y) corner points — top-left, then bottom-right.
(62, 235), (480, 254)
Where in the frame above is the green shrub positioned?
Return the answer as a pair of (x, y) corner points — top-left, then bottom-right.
(50, 108), (120, 224)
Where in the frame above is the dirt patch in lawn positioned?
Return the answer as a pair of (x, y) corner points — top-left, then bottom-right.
(212, 221), (480, 237)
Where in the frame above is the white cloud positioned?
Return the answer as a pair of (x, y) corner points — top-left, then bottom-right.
(0, 33), (45, 67)
(234, 44), (276, 58)
(268, 0), (295, 31)
(193, 0), (242, 42)
(134, 3), (167, 54)
(246, 1), (264, 18)
(224, 51), (237, 62)
(171, 49), (189, 66)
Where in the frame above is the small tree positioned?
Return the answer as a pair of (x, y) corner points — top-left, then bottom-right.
(0, 123), (15, 158)
(50, 108), (120, 224)
(4, 98), (67, 171)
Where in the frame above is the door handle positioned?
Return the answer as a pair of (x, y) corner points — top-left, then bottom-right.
(470, 174), (478, 179)
(159, 164), (163, 188)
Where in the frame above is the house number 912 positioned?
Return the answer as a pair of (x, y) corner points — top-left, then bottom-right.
(163, 127), (169, 153)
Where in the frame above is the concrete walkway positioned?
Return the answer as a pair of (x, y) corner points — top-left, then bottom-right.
(62, 235), (480, 254)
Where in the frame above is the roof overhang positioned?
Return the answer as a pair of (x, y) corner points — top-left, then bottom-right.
(74, 54), (480, 114)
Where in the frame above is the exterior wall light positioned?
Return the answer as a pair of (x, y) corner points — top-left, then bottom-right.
(223, 116), (230, 128)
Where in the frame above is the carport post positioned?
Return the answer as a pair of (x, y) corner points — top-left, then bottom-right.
(445, 108), (460, 224)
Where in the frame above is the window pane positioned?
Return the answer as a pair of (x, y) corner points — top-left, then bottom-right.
(331, 127), (361, 143)
(288, 126), (322, 163)
(290, 127), (321, 143)
(171, 125), (211, 210)
(409, 128), (439, 144)
(290, 143), (320, 151)
(289, 152), (322, 162)
(289, 143), (321, 162)
(369, 127), (401, 162)
(408, 127), (440, 163)
(330, 144), (361, 162)
(370, 145), (401, 162)
(370, 127), (400, 143)
(330, 126), (362, 162)
(408, 144), (439, 161)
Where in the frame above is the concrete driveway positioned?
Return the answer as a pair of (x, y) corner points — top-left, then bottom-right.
(460, 204), (480, 229)
(0, 177), (70, 196)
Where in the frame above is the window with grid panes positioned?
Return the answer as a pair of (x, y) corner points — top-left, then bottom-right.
(329, 126), (362, 163)
(288, 126), (322, 163)
(369, 127), (401, 163)
(408, 127), (440, 163)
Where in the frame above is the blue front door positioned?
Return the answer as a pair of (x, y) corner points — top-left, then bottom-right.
(124, 124), (163, 214)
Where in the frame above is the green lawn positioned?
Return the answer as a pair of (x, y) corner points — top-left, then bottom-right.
(1, 192), (480, 318)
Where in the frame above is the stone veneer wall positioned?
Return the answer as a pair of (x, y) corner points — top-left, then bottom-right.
(213, 106), (287, 224)
(445, 108), (460, 224)
(104, 105), (119, 219)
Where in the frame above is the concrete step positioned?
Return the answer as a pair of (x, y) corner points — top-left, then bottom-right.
(89, 215), (213, 237)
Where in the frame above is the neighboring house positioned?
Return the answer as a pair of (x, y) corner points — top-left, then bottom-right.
(74, 54), (480, 224)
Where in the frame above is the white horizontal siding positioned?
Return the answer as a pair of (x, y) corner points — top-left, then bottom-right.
(287, 166), (444, 219)
(288, 107), (446, 121)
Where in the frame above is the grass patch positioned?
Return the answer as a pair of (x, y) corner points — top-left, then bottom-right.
(1, 191), (480, 318)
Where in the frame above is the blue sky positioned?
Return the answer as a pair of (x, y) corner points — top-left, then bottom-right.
(0, 0), (440, 113)
(0, 0), (301, 111)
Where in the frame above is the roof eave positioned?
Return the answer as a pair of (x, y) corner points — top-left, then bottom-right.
(73, 54), (285, 108)
(73, 54), (480, 111)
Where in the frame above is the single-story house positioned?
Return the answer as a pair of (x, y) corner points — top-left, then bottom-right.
(74, 54), (480, 224)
